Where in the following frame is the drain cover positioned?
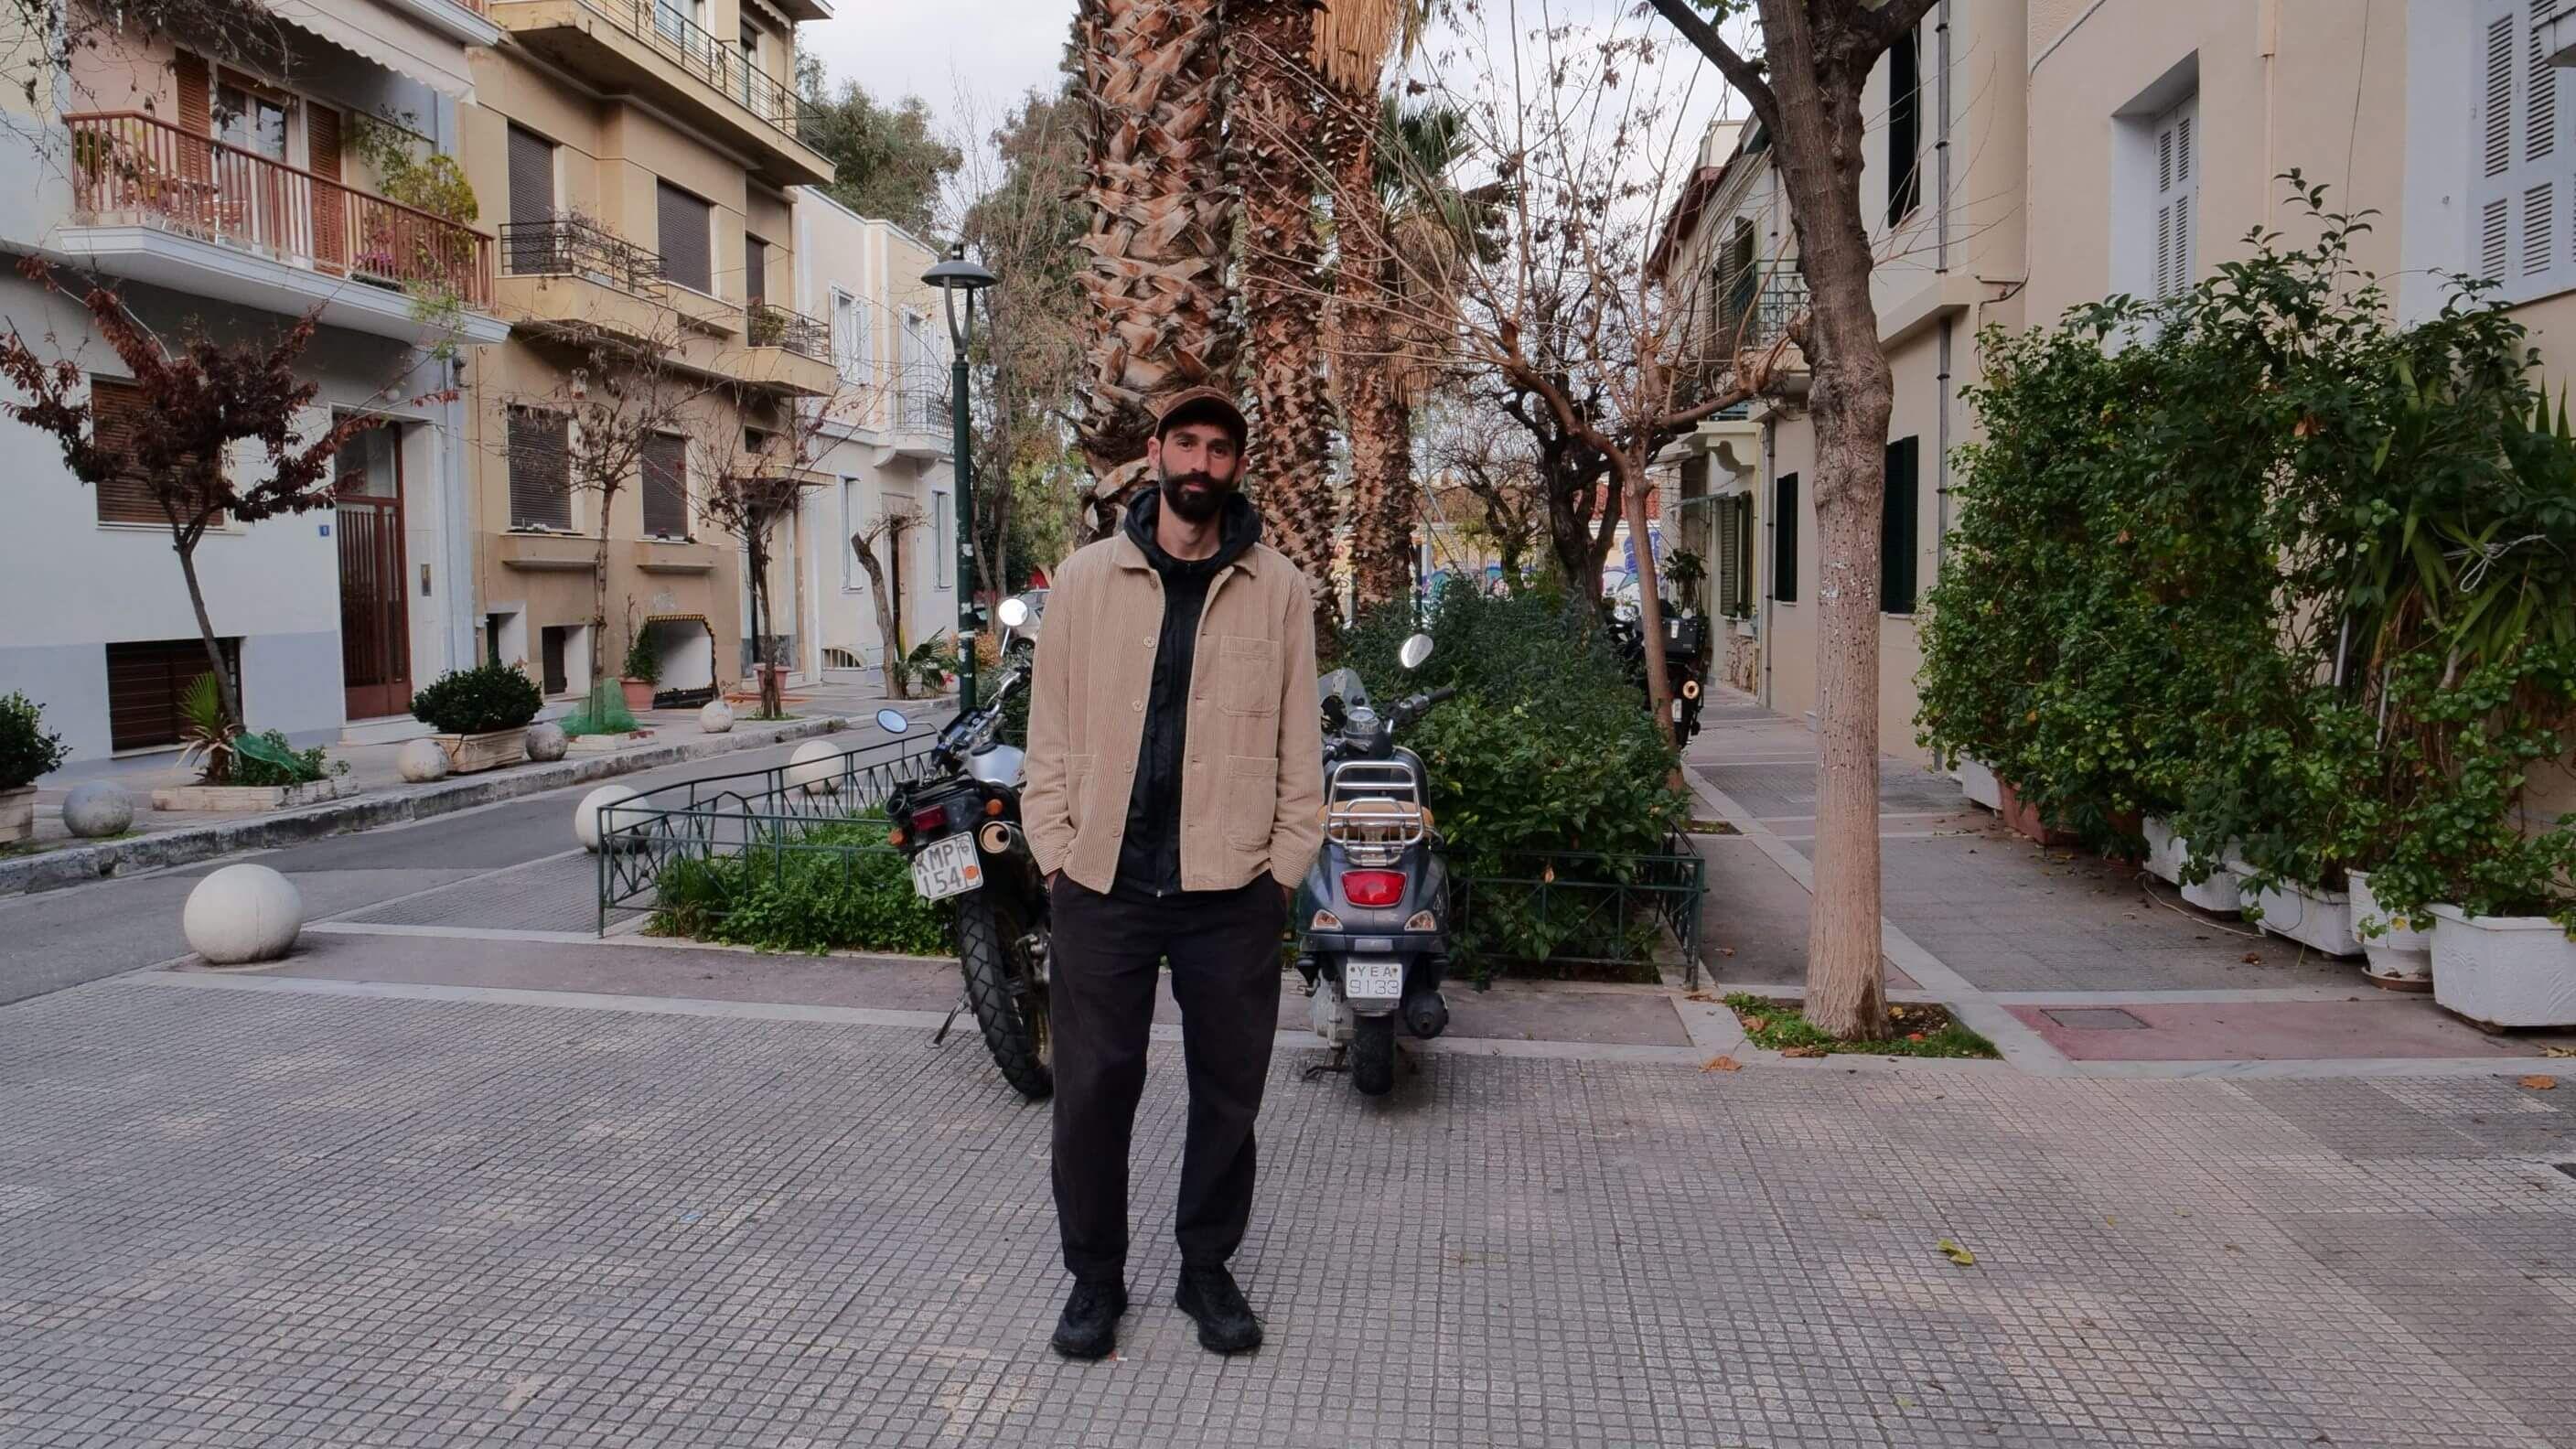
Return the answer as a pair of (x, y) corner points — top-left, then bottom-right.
(2042, 1007), (2150, 1031)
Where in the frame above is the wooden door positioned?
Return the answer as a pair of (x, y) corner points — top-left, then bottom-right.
(335, 428), (412, 719)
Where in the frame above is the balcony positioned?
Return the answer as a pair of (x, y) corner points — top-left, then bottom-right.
(878, 367), (951, 461)
(496, 215), (674, 348)
(489, 0), (835, 188)
(727, 301), (836, 395)
(60, 111), (506, 346)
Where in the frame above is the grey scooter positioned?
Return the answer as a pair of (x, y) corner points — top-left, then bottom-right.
(1292, 632), (1456, 1096)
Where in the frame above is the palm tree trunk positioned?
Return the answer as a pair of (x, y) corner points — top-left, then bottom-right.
(1227, 0), (1340, 613)
(1073, 0), (1236, 481)
(1329, 105), (1412, 612)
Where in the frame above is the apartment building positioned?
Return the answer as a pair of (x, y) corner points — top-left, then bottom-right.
(789, 191), (956, 681)
(0, 0), (507, 773)
(458, 0), (836, 705)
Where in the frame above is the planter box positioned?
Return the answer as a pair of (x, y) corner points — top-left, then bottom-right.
(2347, 870), (2433, 992)
(2430, 906), (2576, 1028)
(565, 729), (655, 755)
(1995, 777), (2077, 847)
(620, 679), (656, 710)
(0, 785), (33, 844)
(2141, 816), (2187, 885)
(435, 729), (528, 775)
(2241, 874), (2360, 958)
(153, 778), (350, 812)
(1956, 757), (2002, 811)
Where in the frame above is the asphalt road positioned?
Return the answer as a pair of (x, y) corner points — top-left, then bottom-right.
(0, 720), (927, 1007)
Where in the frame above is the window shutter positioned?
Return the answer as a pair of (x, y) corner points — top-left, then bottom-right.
(508, 125), (556, 224)
(2151, 97), (2197, 299)
(2474, 1), (2571, 297)
(308, 102), (346, 272)
(105, 637), (241, 751)
(1771, 473), (1798, 603)
(507, 409), (572, 531)
(1881, 436), (1920, 614)
(745, 234), (767, 308)
(641, 432), (689, 538)
(88, 380), (162, 525)
(657, 181), (713, 294)
(1714, 491), (1740, 617)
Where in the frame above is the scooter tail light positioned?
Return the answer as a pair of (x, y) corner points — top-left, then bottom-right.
(1404, 910), (1438, 932)
(1342, 870), (1405, 907)
(908, 805), (947, 834)
(886, 826), (907, 847)
(1310, 909), (1342, 931)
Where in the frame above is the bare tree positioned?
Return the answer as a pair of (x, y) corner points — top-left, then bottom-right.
(1422, 397), (1542, 587)
(850, 505), (926, 701)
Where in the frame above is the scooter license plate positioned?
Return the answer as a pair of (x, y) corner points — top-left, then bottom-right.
(1345, 956), (1404, 1004)
(909, 833), (983, 902)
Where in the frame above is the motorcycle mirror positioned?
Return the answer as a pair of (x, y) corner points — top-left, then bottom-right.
(1398, 633), (1433, 671)
(875, 708), (910, 735)
(996, 597), (1031, 629)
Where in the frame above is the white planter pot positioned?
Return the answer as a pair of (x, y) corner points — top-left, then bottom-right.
(0, 785), (33, 844)
(1956, 757), (2001, 811)
(565, 729), (655, 755)
(2430, 906), (2576, 1028)
(2141, 816), (2187, 885)
(2346, 870), (2433, 992)
(435, 729), (528, 774)
(152, 778), (350, 812)
(2241, 874), (2360, 958)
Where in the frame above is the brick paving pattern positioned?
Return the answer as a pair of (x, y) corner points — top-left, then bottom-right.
(3, 975), (2571, 1447)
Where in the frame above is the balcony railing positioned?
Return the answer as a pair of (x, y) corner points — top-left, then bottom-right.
(549, 0), (810, 142)
(1712, 268), (1808, 357)
(67, 111), (493, 308)
(745, 301), (828, 360)
(897, 369), (949, 431)
(499, 215), (662, 291)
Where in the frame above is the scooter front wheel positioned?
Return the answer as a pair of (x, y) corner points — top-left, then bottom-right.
(1351, 1014), (1395, 1097)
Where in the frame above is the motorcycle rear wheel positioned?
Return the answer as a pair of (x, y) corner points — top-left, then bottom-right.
(1351, 1013), (1395, 1097)
(958, 891), (1052, 1100)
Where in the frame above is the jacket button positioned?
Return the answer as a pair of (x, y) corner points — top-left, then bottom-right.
(1132, 700), (1143, 712)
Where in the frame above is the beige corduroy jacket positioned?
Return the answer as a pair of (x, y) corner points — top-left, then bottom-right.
(1022, 524), (1324, 896)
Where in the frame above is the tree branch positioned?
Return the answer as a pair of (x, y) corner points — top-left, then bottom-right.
(1844, 0), (1946, 67)
(1639, 0), (1781, 138)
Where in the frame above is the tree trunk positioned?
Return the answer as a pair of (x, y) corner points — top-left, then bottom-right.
(174, 534), (241, 732)
(853, 530), (908, 701)
(747, 529), (783, 719)
(1228, 0), (1339, 610)
(1073, 0), (1235, 481)
(1330, 113), (1413, 614)
(1770, 38), (1892, 1043)
(594, 507), (614, 686)
(1614, 460), (1679, 750)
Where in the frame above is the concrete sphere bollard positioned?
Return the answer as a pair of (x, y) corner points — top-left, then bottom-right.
(784, 739), (843, 795)
(699, 700), (735, 735)
(182, 864), (304, 965)
(60, 781), (134, 837)
(395, 737), (450, 784)
(525, 721), (569, 762)
(574, 783), (643, 853)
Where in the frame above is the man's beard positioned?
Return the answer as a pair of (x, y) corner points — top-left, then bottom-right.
(1158, 465), (1230, 523)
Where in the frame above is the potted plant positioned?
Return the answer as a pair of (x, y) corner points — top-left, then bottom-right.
(0, 691), (69, 844)
(2346, 870), (2432, 991)
(412, 661), (545, 773)
(621, 623), (660, 711)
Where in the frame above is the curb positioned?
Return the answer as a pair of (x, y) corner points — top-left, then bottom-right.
(2, 716), (851, 896)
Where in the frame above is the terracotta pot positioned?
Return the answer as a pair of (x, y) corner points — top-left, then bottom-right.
(621, 678), (656, 710)
(1995, 777), (2077, 847)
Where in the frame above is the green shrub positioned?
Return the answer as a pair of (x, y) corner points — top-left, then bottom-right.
(0, 692), (69, 789)
(412, 661), (543, 735)
(231, 730), (338, 787)
(649, 819), (954, 955)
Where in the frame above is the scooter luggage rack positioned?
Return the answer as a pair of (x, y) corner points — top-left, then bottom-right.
(1324, 761), (1427, 866)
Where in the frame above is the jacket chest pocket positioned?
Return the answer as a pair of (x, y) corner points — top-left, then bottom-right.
(1217, 635), (1280, 718)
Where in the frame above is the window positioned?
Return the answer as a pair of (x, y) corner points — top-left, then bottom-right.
(932, 489), (951, 589)
(105, 637), (240, 751)
(656, 180), (714, 294)
(507, 125), (555, 226)
(745, 234), (767, 308)
(2149, 95), (2196, 299)
(1715, 494), (1755, 618)
(831, 287), (870, 382)
(88, 378), (220, 526)
(1886, 24), (1921, 226)
(215, 80), (288, 162)
(641, 431), (689, 539)
(2474, 1), (2572, 296)
(1881, 436), (1920, 615)
(1771, 472), (1798, 603)
(507, 408), (572, 531)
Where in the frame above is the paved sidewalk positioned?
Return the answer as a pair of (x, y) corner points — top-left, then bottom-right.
(1684, 689), (2576, 1071)
(2, 962), (2571, 1447)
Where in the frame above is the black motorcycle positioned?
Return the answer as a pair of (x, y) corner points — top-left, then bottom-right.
(1611, 603), (1708, 740)
(880, 595), (1052, 1100)
(1293, 632), (1456, 1097)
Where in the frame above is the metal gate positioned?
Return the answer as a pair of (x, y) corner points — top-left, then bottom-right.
(336, 486), (411, 720)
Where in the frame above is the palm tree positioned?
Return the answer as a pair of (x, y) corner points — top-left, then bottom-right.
(1072, 0), (1236, 493)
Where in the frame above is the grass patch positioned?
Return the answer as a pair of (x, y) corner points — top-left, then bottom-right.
(1685, 818), (1739, 834)
(1723, 993), (2000, 1059)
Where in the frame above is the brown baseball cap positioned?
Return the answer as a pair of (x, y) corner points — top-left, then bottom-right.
(1153, 386), (1248, 447)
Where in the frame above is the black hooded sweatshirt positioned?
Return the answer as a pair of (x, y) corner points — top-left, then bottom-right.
(1111, 486), (1262, 899)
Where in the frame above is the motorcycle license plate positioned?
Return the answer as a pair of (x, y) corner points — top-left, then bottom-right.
(910, 833), (982, 901)
(1345, 956), (1404, 1004)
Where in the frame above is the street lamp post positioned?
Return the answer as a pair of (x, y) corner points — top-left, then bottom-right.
(922, 243), (998, 712)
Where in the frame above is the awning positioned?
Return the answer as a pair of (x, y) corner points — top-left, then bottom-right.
(270, 0), (485, 101)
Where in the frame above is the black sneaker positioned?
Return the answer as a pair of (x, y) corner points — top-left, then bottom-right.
(1175, 1265), (1262, 1354)
(1050, 1277), (1127, 1360)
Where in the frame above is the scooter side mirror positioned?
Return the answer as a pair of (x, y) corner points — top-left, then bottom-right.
(996, 597), (1032, 630)
(1398, 633), (1433, 671)
(875, 708), (910, 735)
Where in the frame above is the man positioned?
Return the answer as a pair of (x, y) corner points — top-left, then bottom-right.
(1021, 387), (1324, 1359)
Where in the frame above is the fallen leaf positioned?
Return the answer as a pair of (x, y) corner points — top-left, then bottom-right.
(1685, 991), (1717, 1003)
(2518, 1075), (2558, 1090)
(1780, 1045), (1827, 1059)
(2541, 1046), (2575, 1058)
(2241, 951), (2263, 963)
(1701, 1056), (1743, 1073)
(1717, 946), (1736, 957)
(1744, 1015), (1770, 1033)
(1937, 1239), (1976, 1267)
(1906, 1032), (1927, 1043)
